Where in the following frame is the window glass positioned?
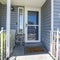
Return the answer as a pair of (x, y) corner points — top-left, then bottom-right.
(28, 11), (39, 25)
(28, 26), (38, 40)
(19, 9), (24, 33)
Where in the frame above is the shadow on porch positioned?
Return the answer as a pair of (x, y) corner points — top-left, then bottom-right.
(9, 44), (53, 60)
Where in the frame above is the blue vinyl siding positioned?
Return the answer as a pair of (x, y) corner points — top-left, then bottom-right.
(41, 0), (51, 50)
(53, 0), (60, 30)
(0, 4), (6, 29)
(11, 6), (18, 29)
(0, 4), (18, 30)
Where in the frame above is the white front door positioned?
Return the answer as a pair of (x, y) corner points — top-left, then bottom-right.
(25, 8), (41, 42)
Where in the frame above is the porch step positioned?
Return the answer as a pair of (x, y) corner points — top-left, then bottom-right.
(25, 42), (42, 47)
(9, 54), (53, 60)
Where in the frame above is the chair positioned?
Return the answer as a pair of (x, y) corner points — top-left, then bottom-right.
(15, 34), (25, 46)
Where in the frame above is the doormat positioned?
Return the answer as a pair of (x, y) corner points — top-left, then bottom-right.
(25, 46), (45, 54)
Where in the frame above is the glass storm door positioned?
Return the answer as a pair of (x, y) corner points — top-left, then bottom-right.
(26, 11), (40, 42)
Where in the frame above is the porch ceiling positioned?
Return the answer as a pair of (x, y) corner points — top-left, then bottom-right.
(0, 0), (46, 7)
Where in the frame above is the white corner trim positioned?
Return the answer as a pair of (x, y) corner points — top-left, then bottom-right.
(50, 0), (54, 54)
(51, 0), (54, 31)
(6, 0), (11, 58)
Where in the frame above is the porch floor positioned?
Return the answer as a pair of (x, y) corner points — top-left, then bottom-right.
(10, 54), (53, 60)
(9, 45), (53, 60)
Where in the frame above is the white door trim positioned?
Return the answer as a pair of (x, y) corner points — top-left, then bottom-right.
(25, 7), (41, 43)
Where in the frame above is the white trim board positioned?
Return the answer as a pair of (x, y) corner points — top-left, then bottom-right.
(6, 0), (11, 58)
(17, 7), (24, 33)
(50, 0), (54, 55)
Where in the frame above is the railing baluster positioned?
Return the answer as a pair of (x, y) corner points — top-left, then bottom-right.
(50, 31), (53, 54)
(50, 29), (59, 60)
(1, 27), (3, 60)
(56, 28), (59, 60)
(49, 31), (55, 59)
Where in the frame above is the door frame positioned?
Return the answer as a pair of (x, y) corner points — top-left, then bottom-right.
(25, 7), (41, 43)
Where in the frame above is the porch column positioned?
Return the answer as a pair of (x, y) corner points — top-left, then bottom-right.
(6, 0), (11, 58)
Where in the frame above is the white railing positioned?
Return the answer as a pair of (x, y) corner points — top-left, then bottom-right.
(0, 27), (3, 60)
(50, 29), (60, 60)
(0, 27), (6, 60)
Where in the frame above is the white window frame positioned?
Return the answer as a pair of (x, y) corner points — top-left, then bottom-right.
(17, 7), (24, 34)
(25, 7), (41, 43)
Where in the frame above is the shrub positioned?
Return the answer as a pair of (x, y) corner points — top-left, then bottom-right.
(0, 32), (13, 59)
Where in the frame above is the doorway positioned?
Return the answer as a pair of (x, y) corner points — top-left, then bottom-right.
(25, 8), (41, 43)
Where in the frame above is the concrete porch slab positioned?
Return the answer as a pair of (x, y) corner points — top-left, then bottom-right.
(9, 54), (53, 60)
